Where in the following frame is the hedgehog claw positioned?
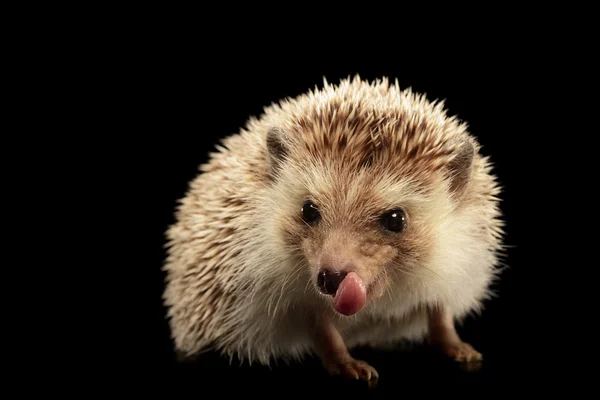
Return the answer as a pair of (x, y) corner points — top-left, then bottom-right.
(325, 357), (379, 387)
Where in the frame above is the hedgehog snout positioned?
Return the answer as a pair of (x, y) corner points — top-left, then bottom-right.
(317, 268), (348, 296)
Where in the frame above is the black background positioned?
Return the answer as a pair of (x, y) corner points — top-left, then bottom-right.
(109, 21), (581, 395)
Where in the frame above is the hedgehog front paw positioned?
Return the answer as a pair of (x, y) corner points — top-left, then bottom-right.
(325, 356), (379, 387)
(432, 340), (483, 363)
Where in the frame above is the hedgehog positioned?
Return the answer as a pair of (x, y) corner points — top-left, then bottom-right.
(162, 76), (504, 384)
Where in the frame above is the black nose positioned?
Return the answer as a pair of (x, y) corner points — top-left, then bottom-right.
(317, 269), (347, 295)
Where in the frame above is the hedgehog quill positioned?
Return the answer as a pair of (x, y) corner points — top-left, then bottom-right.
(162, 76), (504, 384)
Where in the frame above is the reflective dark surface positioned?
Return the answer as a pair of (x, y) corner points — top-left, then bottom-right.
(154, 333), (532, 395)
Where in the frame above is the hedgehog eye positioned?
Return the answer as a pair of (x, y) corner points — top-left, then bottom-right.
(301, 201), (320, 224)
(380, 209), (406, 233)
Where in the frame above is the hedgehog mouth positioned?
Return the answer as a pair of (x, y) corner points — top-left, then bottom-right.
(323, 272), (367, 316)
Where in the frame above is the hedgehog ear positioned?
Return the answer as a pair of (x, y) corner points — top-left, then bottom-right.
(266, 127), (289, 176)
(446, 139), (475, 200)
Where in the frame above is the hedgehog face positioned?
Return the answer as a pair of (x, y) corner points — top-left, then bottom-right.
(287, 166), (439, 316)
(265, 121), (475, 317)
(267, 155), (442, 316)
(297, 202), (402, 316)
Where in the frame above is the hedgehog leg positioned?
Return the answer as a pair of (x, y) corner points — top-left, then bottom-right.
(314, 315), (379, 387)
(426, 304), (483, 364)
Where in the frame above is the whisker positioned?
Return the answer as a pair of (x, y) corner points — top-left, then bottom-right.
(259, 254), (304, 316)
(304, 274), (313, 294)
(272, 258), (305, 316)
(388, 262), (421, 279)
(382, 267), (394, 302)
(418, 264), (445, 281)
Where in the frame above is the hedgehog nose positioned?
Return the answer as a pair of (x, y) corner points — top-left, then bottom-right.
(317, 269), (347, 295)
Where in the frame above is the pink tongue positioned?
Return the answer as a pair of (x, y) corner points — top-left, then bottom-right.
(333, 272), (366, 316)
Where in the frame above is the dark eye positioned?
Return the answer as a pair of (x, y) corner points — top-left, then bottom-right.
(380, 209), (406, 232)
(301, 201), (320, 224)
